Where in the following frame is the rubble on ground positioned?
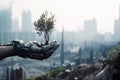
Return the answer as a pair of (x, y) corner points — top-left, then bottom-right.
(35, 52), (120, 80)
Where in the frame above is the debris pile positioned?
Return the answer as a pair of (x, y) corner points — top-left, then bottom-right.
(35, 50), (120, 80)
(35, 62), (103, 80)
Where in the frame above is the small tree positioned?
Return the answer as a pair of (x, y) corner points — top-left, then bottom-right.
(34, 11), (55, 44)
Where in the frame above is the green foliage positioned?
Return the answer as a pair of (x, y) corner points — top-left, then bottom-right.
(48, 68), (65, 78)
(34, 11), (55, 44)
(25, 78), (35, 80)
(107, 44), (120, 63)
(34, 68), (65, 80)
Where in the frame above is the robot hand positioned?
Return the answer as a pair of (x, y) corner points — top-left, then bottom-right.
(12, 40), (59, 60)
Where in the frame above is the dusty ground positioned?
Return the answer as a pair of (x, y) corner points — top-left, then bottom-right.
(35, 54), (120, 80)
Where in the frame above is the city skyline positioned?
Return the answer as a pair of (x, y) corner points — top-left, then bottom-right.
(1, 0), (120, 34)
(1, 1), (120, 43)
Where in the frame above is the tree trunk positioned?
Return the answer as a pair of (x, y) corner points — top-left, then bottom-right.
(45, 32), (49, 45)
(45, 41), (49, 45)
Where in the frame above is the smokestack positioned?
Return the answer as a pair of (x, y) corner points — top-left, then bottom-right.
(61, 26), (64, 65)
(119, 6), (120, 19)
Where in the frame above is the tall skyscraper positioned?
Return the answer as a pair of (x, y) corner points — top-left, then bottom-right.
(61, 26), (64, 65)
(119, 6), (120, 19)
(21, 10), (33, 32)
(84, 18), (97, 41)
(0, 6), (12, 43)
(113, 6), (120, 41)
(84, 18), (97, 34)
(0, 7), (12, 32)
(114, 20), (120, 35)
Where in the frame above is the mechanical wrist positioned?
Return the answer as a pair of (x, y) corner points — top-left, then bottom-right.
(11, 40), (30, 58)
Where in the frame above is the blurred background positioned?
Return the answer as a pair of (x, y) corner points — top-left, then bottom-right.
(0, 0), (120, 80)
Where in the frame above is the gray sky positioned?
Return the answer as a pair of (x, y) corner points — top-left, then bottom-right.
(1, 0), (120, 33)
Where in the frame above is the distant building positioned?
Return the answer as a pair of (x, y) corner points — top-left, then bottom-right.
(64, 31), (77, 44)
(94, 34), (105, 43)
(84, 18), (97, 41)
(22, 10), (33, 32)
(21, 10), (37, 41)
(6, 67), (11, 80)
(0, 7), (12, 32)
(113, 6), (120, 42)
(0, 7), (12, 43)
(114, 20), (120, 35)
(113, 20), (120, 41)
(6, 65), (26, 80)
(104, 33), (112, 42)
(12, 18), (20, 32)
(18, 32), (36, 41)
(0, 8), (37, 43)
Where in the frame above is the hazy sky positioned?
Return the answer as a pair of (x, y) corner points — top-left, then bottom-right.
(0, 0), (120, 33)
